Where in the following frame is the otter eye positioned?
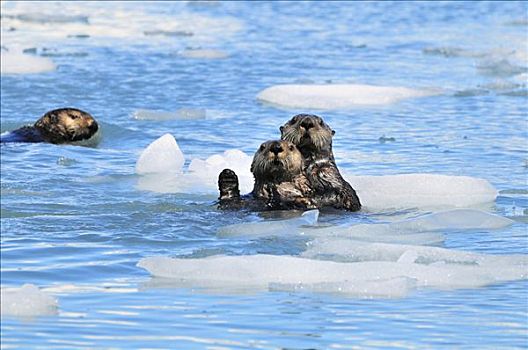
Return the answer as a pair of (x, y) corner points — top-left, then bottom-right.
(70, 115), (79, 120)
(289, 145), (294, 151)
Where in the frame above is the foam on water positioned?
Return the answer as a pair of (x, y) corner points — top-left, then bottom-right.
(138, 253), (527, 297)
(0, 51), (56, 75)
(1, 284), (58, 317)
(256, 84), (439, 109)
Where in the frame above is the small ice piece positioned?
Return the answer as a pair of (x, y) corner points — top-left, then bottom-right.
(256, 84), (438, 109)
(1, 52), (56, 75)
(135, 134), (184, 175)
(217, 210), (319, 238)
(1, 284), (58, 317)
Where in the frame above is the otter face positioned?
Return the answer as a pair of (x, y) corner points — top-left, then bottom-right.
(280, 114), (335, 152)
(250, 140), (304, 182)
(34, 108), (99, 144)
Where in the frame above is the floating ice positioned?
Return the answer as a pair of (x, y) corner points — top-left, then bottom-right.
(138, 253), (527, 297)
(135, 134), (184, 175)
(0, 51), (56, 75)
(345, 174), (498, 210)
(132, 108), (206, 121)
(256, 84), (438, 109)
(217, 210), (319, 238)
(1, 1), (243, 52)
(218, 208), (510, 244)
(1, 284), (58, 317)
(302, 239), (526, 265)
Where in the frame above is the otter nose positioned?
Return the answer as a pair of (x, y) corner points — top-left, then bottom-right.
(271, 142), (283, 155)
(301, 118), (315, 130)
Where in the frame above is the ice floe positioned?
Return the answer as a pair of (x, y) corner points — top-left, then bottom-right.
(135, 135), (498, 209)
(1, 1), (243, 58)
(345, 174), (498, 210)
(1, 284), (58, 317)
(0, 51), (56, 75)
(138, 253), (527, 298)
(256, 84), (438, 109)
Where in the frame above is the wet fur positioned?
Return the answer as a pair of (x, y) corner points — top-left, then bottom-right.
(280, 114), (361, 211)
(1, 108), (99, 145)
(218, 140), (316, 211)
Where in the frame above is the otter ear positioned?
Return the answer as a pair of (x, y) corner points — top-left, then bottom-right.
(332, 129), (336, 135)
(280, 126), (284, 134)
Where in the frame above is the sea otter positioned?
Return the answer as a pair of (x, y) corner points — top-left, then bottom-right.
(280, 113), (361, 211)
(1, 108), (100, 146)
(218, 140), (316, 211)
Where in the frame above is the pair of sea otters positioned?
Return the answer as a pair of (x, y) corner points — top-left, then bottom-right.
(218, 114), (361, 212)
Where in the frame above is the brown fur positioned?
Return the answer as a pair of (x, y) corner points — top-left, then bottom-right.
(1, 108), (99, 145)
(218, 140), (316, 211)
(280, 114), (361, 212)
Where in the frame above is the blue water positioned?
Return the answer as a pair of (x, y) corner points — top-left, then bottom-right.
(1, 1), (527, 349)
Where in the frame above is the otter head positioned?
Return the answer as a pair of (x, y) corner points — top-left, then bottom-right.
(250, 140), (304, 183)
(34, 108), (99, 144)
(280, 114), (335, 157)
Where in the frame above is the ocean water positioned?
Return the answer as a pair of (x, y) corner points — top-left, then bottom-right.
(1, 1), (527, 349)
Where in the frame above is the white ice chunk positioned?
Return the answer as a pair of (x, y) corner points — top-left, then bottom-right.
(138, 254), (528, 296)
(217, 210), (319, 238)
(257, 84), (438, 109)
(1, 284), (58, 317)
(346, 174), (498, 210)
(1, 52), (56, 75)
(135, 134), (184, 175)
